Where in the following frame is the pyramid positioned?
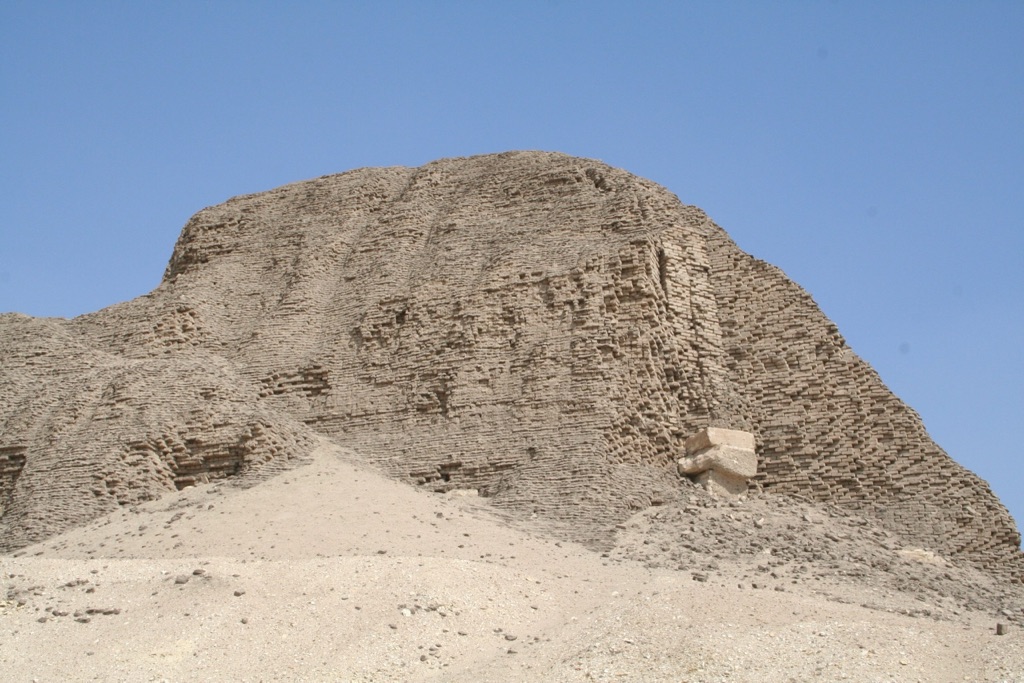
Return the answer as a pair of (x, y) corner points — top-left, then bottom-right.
(1, 151), (1019, 581)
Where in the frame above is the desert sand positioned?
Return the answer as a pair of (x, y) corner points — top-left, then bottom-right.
(2, 445), (1021, 682)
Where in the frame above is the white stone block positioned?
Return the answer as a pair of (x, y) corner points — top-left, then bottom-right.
(684, 427), (755, 455)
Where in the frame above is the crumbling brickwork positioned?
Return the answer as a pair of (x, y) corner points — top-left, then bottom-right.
(705, 226), (1022, 573)
(1, 152), (1019, 581)
(0, 315), (319, 550)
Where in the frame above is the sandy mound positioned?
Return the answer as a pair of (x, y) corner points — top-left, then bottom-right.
(2, 446), (1021, 682)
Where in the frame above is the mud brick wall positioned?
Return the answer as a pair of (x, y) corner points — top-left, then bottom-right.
(0, 446), (27, 517)
(2, 152), (1020, 580)
(0, 314), (320, 551)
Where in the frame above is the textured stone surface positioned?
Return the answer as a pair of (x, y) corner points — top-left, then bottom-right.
(0, 151), (1020, 583)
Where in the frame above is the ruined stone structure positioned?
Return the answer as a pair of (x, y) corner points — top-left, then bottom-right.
(1, 152), (1020, 581)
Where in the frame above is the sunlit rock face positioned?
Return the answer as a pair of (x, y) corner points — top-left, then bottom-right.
(1, 151), (1019, 582)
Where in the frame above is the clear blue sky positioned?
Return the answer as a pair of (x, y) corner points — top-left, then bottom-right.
(2, 2), (1021, 534)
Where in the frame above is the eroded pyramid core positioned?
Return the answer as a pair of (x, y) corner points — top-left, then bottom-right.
(1, 152), (1019, 582)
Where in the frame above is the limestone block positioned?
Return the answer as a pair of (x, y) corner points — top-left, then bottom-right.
(693, 469), (749, 497)
(684, 427), (756, 455)
(679, 428), (757, 497)
(678, 444), (757, 479)
(2, 151), (1022, 583)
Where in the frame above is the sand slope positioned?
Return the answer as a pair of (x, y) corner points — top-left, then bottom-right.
(2, 446), (1020, 682)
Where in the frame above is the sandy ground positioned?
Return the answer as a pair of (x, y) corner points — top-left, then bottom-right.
(2, 445), (1022, 682)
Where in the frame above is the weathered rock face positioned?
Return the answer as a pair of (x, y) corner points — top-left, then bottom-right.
(1, 151), (1020, 581)
(0, 314), (321, 550)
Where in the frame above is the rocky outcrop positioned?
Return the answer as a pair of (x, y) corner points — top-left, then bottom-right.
(1, 151), (1019, 582)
